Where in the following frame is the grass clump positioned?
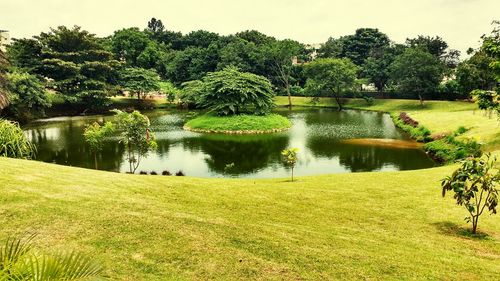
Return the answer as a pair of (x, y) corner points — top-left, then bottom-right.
(391, 113), (432, 142)
(184, 113), (291, 134)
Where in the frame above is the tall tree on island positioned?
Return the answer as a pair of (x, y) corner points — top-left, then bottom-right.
(304, 58), (359, 111)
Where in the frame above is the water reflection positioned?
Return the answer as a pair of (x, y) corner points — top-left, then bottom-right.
(24, 108), (435, 178)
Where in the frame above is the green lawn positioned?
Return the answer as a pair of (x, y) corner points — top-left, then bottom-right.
(1, 97), (499, 280)
(184, 113), (291, 133)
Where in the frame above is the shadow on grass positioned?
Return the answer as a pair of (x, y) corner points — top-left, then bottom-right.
(433, 221), (490, 240)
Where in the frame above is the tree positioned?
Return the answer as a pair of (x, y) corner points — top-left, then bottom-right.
(362, 44), (406, 93)
(282, 148), (299, 182)
(265, 39), (303, 107)
(111, 27), (151, 66)
(317, 37), (344, 58)
(481, 21), (500, 81)
(147, 17), (165, 34)
(340, 28), (390, 65)
(304, 58), (359, 111)
(37, 26), (119, 109)
(119, 67), (161, 100)
(6, 38), (43, 73)
(0, 119), (36, 159)
(406, 35), (460, 69)
(235, 30), (275, 46)
(0, 234), (103, 280)
(456, 50), (497, 97)
(471, 89), (499, 118)
(197, 66), (275, 115)
(0, 49), (9, 110)
(113, 110), (157, 174)
(84, 121), (115, 169)
(5, 71), (51, 121)
(389, 48), (444, 105)
(441, 154), (499, 234)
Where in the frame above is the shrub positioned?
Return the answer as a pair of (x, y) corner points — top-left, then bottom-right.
(197, 66), (275, 116)
(441, 154), (499, 234)
(0, 119), (36, 159)
(282, 148), (299, 182)
(398, 112), (419, 127)
(175, 170), (185, 176)
(150, 171), (157, 175)
(162, 170), (171, 176)
(424, 136), (482, 163)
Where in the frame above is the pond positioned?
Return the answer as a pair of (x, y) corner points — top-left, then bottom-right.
(24, 107), (436, 178)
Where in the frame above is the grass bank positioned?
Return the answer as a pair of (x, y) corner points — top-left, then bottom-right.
(184, 113), (291, 134)
(1, 157), (499, 280)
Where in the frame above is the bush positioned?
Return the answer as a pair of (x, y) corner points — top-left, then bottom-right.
(392, 113), (432, 142)
(197, 66), (275, 116)
(0, 119), (36, 159)
(424, 136), (482, 163)
(5, 71), (51, 121)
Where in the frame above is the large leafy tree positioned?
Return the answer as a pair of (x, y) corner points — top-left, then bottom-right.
(482, 21), (500, 81)
(340, 28), (390, 65)
(456, 50), (497, 97)
(6, 38), (43, 73)
(304, 58), (359, 110)
(111, 27), (152, 66)
(389, 48), (444, 105)
(265, 39), (303, 107)
(119, 67), (161, 100)
(197, 66), (275, 116)
(5, 71), (51, 120)
(406, 35), (460, 69)
(37, 26), (119, 108)
(362, 44), (406, 93)
(163, 44), (220, 83)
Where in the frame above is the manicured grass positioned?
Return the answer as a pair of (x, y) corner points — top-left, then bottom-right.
(1, 157), (499, 280)
(184, 113), (291, 133)
(1, 97), (499, 279)
(277, 96), (499, 151)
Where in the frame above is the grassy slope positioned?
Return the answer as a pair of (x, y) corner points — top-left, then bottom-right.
(1, 158), (499, 280)
(1, 97), (499, 280)
(184, 114), (291, 132)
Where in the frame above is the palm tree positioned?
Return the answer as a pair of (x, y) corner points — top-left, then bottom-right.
(0, 234), (104, 280)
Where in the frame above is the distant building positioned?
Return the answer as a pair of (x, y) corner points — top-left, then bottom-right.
(292, 43), (322, 65)
(0, 30), (10, 52)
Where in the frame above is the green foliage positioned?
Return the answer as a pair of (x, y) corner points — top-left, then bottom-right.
(159, 81), (180, 103)
(112, 110), (157, 174)
(340, 28), (390, 65)
(5, 71), (51, 121)
(119, 67), (161, 99)
(391, 113), (432, 142)
(36, 26), (120, 109)
(84, 121), (115, 169)
(441, 154), (499, 233)
(0, 234), (103, 280)
(456, 51), (497, 97)
(389, 48), (445, 104)
(197, 66), (275, 116)
(178, 80), (204, 108)
(471, 89), (499, 119)
(281, 148), (299, 182)
(185, 113), (291, 132)
(6, 38), (43, 73)
(304, 58), (359, 110)
(111, 27), (152, 66)
(481, 21), (500, 81)
(438, 79), (461, 100)
(0, 119), (36, 159)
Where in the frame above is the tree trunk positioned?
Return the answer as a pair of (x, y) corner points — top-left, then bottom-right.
(291, 167), (294, 182)
(472, 216), (478, 234)
(286, 83), (292, 108)
(334, 95), (343, 111)
(418, 94), (424, 106)
(94, 153), (98, 170)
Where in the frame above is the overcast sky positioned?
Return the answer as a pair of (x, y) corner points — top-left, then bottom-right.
(1, 0), (499, 54)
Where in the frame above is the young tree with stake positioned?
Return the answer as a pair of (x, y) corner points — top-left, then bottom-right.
(282, 148), (299, 182)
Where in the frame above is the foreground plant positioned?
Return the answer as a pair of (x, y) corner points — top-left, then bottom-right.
(0, 234), (104, 280)
(0, 119), (36, 159)
(441, 154), (499, 234)
(112, 110), (157, 174)
(282, 148), (299, 182)
(83, 121), (115, 169)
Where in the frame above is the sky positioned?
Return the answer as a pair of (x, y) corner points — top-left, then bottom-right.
(1, 0), (499, 54)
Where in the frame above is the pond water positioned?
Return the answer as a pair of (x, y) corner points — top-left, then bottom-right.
(24, 107), (436, 178)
